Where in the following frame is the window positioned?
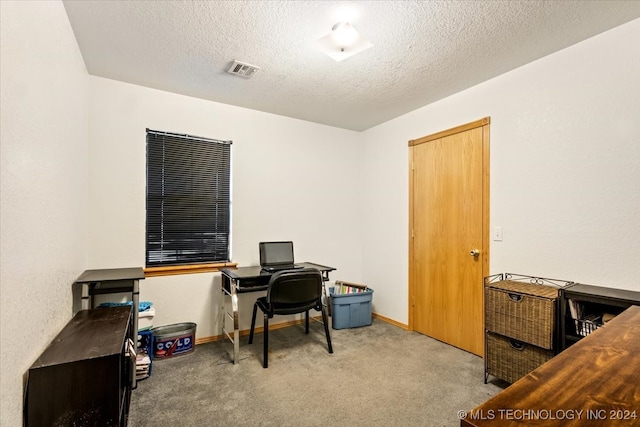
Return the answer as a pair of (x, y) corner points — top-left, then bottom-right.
(146, 129), (231, 268)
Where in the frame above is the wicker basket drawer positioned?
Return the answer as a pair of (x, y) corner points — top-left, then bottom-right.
(485, 281), (558, 349)
(486, 332), (553, 384)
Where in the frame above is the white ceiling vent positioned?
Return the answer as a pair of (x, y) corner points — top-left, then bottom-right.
(227, 60), (260, 78)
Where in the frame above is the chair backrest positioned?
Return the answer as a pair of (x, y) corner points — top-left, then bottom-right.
(266, 268), (323, 313)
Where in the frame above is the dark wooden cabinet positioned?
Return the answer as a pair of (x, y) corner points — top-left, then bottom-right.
(25, 306), (134, 427)
(560, 282), (640, 351)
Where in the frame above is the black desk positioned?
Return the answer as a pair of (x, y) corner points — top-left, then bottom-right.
(220, 262), (335, 363)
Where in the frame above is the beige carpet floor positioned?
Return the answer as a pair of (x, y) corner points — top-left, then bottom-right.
(129, 318), (504, 426)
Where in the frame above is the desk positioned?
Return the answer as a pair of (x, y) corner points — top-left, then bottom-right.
(75, 267), (144, 387)
(461, 305), (640, 427)
(220, 262), (335, 364)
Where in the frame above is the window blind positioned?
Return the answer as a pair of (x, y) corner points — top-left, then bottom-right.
(146, 129), (232, 266)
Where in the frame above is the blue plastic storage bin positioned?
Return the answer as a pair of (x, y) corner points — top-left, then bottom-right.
(329, 287), (374, 329)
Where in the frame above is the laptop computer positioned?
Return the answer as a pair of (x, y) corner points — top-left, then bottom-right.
(259, 241), (304, 272)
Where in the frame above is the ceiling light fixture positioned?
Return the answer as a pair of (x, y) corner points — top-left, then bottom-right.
(316, 22), (372, 62)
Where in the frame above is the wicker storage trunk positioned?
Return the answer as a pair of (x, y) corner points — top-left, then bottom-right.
(484, 278), (560, 384)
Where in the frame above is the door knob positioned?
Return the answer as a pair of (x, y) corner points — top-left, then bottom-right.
(470, 249), (480, 257)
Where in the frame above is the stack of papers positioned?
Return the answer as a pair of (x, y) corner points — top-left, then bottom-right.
(136, 353), (151, 380)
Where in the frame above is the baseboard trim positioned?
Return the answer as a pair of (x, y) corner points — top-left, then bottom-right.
(194, 312), (408, 345)
(373, 312), (409, 330)
(194, 317), (314, 345)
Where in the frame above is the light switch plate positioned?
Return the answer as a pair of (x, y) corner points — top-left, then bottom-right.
(493, 226), (503, 241)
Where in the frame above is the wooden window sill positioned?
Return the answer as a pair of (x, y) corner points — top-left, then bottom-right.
(144, 262), (237, 278)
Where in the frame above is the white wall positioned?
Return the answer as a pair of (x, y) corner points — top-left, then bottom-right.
(87, 77), (364, 337)
(0, 1), (89, 425)
(361, 19), (640, 324)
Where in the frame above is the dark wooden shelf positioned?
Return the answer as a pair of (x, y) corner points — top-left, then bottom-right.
(560, 283), (640, 351)
(26, 306), (134, 427)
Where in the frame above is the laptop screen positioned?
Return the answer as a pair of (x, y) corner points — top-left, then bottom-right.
(259, 241), (294, 267)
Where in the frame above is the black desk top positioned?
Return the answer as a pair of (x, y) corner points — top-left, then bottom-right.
(31, 306), (132, 367)
(564, 282), (640, 304)
(76, 267), (145, 283)
(221, 262), (335, 280)
(221, 262), (335, 292)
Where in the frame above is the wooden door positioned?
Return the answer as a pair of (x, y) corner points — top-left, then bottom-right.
(409, 118), (490, 356)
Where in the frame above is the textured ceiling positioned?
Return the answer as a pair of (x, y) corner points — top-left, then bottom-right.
(63, 1), (640, 131)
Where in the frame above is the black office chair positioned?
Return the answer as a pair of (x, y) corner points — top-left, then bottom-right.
(248, 268), (333, 368)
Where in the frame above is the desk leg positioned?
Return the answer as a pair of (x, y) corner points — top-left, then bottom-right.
(81, 283), (90, 310)
(132, 279), (140, 336)
(232, 289), (239, 364)
(219, 278), (225, 353)
(321, 272), (331, 316)
(221, 276), (240, 364)
(132, 279), (139, 389)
